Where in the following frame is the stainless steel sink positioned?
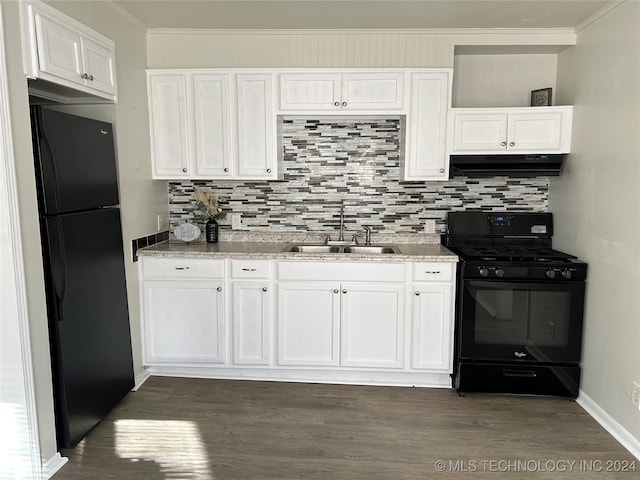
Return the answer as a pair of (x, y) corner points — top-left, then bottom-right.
(288, 245), (341, 253)
(286, 244), (399, 254)
(343, 245), (399, 254)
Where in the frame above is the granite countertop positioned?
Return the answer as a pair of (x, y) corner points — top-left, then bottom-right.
(138, 231), (458, 262)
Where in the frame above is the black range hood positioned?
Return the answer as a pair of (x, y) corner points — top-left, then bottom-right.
(449, 154), (566, 178)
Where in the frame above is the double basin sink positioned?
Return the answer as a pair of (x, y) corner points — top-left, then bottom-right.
(286, 244), (399, 255)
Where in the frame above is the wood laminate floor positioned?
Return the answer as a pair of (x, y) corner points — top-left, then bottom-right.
(53, 376), (637, 479)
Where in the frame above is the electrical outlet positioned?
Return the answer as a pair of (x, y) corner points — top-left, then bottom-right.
(156, 214), (167, 231)
(631, 382), (640, 409)
(424, 219), (436, 234)
(231, 213), (242, 230)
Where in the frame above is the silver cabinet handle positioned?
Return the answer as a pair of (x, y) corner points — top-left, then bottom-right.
(266, 168), (271, 173)
(342, 101), (347, 107)
(425, 271), (441, 274)
(333, 289), (339, 294)
(501, 141), (507, 147)
(342, 289), (347, 294)
(262, 287), (267, 292)
(415, 291), (421, 296)
(334, 101), (340, 107)
(439, 168), (445, 173)
(89, 74), (94, 81)
(509, 142), (515, 147)
(224, 168), (229, 172)
(174, 266), (190, 270)
(216, 287), (222, 292)
(242, 268), (257, 272)
(182, 168), (187, 173)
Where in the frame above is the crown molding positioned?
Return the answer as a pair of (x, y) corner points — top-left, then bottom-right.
(575, 0), (625, 32)
(146, 27), (577, 37)
(102, 0), (148, 32)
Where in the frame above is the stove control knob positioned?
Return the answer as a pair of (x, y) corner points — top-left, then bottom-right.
(562, 269), (573, 279)
(479, 268), (489, 277)
(494, 268), (505, 278)
(546, 269), (557, 279)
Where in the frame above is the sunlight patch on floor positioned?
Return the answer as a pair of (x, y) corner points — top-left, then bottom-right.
(115, 419), (213, 479)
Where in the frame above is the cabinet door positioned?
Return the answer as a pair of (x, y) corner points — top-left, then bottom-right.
(341, 73), (405, 110)
(507, 112), (563, 152)
(340, 284), (404, 368)
(232, 282), (270, 365)
(148, 74), (191, 179)
(236, 73), (277, 179)
(403, 72), (451, 180)
(277, 283), (340, 366)
(33, 10), (83, 86)
(411, 284), (453, 371)
(193, 74), (233, 177)
(143, 280), (225, 364)
(279, 73), (341, 111)
(80, 36), (116, 95)
(451, 113), (508, 152)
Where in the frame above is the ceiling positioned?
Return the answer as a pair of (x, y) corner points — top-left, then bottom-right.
(110, 0), (612, 30)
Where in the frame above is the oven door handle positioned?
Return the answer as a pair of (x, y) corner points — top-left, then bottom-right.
(502, 369), (537, 378)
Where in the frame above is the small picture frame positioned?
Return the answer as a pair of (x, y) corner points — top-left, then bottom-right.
(531, 87), (553, 107)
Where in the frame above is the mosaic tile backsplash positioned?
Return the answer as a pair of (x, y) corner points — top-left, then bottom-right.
(169, 118), (549, 236)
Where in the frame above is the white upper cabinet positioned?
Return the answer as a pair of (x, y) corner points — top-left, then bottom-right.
(279, 71), (405, 112)
(147, 70), (278, 180)
(449, 107), (573, 154)
(22, 0), (117, 101)
(401, 70), (452, 181)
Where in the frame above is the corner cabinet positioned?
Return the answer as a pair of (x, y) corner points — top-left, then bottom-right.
(139, 256), (456, 387)
(21, 0), (117, 102)
(147, 69), (278, 180)
(449, 107), (573, 154)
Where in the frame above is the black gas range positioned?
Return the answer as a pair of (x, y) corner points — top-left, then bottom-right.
(442, 212), (587, 397)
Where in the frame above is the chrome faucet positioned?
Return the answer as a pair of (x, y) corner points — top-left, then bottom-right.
(363, 225), (372, 245)
(338, 202), (345, 242)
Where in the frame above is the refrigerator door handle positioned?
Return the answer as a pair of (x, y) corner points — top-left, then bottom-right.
(39, 127), (62, 213)
(48, 217), (68, 322)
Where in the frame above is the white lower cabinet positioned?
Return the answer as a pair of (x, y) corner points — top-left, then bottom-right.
(140, 257), (456, 386)
(411, 284), (454, 371)
(143, 279), (225, 364)
(340, 283), (404, 368)
(277, 283), (340, 366)
(231, 281), (271, 365)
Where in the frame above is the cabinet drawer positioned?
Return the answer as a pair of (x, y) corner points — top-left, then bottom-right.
(142, 257), (224, 278)
(412, 262), (454, 282)
(277, 261), (406, 282)
(230, 259), (270, 279)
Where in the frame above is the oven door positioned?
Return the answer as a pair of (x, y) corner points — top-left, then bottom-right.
(459, 279), (584, 363)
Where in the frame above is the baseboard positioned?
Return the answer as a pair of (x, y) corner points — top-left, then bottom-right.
(132, 368), (152, 391)
(577, 390), (640, 461)
(42, 452), (68, 479)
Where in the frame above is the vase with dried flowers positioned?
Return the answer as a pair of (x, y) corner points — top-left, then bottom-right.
(194, 187), (227, 243)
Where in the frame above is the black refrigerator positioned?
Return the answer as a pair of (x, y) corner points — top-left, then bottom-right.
(30, 106), (134, 449)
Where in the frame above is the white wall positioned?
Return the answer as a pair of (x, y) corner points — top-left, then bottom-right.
(41, 1), (168, 384)
(552, 1), (640, 445)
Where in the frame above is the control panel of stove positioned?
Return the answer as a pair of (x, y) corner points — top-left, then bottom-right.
(487, 215), (513, 227)
(471, 264), (586, 280)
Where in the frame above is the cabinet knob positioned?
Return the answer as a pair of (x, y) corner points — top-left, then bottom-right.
(342, 101), (347, 107)
(415, 291), (421, 296)
(88, 74), (94, 81)
(439, 168), (445, 173)
(81, 73), (88, 79)
(182, 168), (188, 173)
(216, 287), (222, 292)
(342, 289), (347, 294)
(224, 168), (229, 172)
(174, 266), (190, 270)
(266, 168), (271, 173)
(334, 101), (340, 107)
(262, 287), (267, 292)
(333, 289), (339, 294)
(509, 142), (515, 147)
(501, 141), (507, 147)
